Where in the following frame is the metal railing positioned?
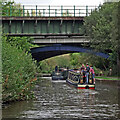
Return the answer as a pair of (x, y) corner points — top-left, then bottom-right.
(2, 5), (100, 17)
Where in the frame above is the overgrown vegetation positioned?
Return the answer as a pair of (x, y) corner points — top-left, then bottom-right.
(2, 36), (38, 102)
(84, 2), (120, 76)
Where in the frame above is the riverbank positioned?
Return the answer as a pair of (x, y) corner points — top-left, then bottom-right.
(96, 76), (120, 80)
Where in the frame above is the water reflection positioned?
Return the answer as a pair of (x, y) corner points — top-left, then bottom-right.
(2, 78), (120, 119)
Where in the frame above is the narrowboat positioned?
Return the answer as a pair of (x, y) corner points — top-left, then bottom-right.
(52, 68), (68, 80)
(66, 69), (95, 89)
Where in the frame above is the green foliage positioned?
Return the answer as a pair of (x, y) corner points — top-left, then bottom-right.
(38, 54), (70, 73)
(70, 53), (108, 73)
(2, 1), (22, 16)
(84, 2), (119, 76)
(5, 36), (34, 52)
(39, 60), (52, 73)
(38, 53), (106, 75)
(2, 36), (37, 102)
(84, 3), (116, 51)
(70, 53), (81, 68)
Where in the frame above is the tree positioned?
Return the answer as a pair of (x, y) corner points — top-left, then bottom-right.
(84, 2), (119, 75)
(2, 1), (22, 16)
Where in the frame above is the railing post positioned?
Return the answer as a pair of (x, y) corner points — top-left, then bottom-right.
(79, 9), (80, 16)
(55, 9), (57, 17)
(36, 5), (37, 17)
(86, 5), (88, 16)
(49, 5), (50, 17)
(61, 6), (63, 16)
(74, 5), (75, 17)
(23, 5), (24, 16)
(43, 9), (45, 16)
(31, 9), (32, 16)
(67, 10), (69, 16)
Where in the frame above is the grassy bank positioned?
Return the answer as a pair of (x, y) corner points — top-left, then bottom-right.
(95, 76), (120, 80)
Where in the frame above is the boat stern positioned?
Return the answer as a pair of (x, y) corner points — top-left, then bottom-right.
(77, 84), (95, 89)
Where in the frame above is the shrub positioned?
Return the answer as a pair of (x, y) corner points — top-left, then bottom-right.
(2, 37), (37, 102)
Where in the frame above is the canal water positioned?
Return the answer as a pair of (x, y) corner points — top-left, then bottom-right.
(2, 77), (120, 119)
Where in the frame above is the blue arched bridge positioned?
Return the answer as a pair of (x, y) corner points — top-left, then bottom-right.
(2, 4), (109, 61)
(31, 44), (109, 61)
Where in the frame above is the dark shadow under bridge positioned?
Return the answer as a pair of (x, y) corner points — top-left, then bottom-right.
(30, 44), (109, 61)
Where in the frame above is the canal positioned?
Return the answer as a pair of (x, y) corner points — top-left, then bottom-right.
(2, 77), (120, 119)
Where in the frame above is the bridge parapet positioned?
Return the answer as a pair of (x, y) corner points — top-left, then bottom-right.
(2, 5), (100, 38)
(2, 5), (99, 17)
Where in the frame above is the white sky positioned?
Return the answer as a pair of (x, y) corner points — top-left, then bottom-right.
(12, 0), (104, 6)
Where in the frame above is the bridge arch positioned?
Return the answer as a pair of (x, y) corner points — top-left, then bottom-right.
(30, 44), (109, 61)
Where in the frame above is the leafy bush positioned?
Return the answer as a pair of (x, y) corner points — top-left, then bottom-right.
(2, 36), (37, 102)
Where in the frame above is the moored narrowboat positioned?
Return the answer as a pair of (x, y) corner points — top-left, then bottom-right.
(66, 69), (95, 89)
(52, 68), (68, 80)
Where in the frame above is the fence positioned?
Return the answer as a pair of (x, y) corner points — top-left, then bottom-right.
(2, 5), (100, 17)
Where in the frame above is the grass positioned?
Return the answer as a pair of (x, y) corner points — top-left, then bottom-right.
(95, 76), (120, 80)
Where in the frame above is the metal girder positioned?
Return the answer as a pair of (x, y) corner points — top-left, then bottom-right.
(2, 17), (85, 37)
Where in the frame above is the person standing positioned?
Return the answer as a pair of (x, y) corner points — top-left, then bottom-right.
(55, 65), (58, 72)
(86, 63), (90, 84)
(90, 66), (95, 84)
(80, 64), (86, 83)
(80, 64), (85, 72)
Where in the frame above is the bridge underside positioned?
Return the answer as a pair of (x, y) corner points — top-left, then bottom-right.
(31, 45), (109, 61)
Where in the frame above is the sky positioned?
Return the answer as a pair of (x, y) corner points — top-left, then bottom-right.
(11, 0), (104, 6)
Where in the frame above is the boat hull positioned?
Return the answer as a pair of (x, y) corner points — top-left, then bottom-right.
(52, 76), (64, 80)
(52, 69), (68, 80)
(77, 84), (95, 89)
(66, 79), (95, 89)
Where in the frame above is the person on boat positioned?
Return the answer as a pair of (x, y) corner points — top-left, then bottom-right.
(55, 65), (58, 72)
(80, 64), (86, 83)
(85, 63), (90, 84)
(80, 64), (85, 72)
(90, 66), (95, 84)
(83, 67), (87, 83)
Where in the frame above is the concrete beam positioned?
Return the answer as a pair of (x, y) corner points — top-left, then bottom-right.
(32, 36), (90, 44)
